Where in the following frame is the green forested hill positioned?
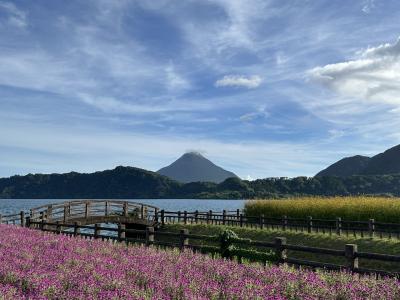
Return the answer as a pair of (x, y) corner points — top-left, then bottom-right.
(0, 166), (180, 199)
(1, 166), (400, 199)
(316, 144), (400, 177)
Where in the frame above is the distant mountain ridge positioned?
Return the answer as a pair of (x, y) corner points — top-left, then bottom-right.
(2, 165), (400, 199)
(0, 166), (252, 199)
(316, 144), (400, 177)
(157, 152), (238, 183)
(316, 155), (371, 177)
(0, 166), (180, 199)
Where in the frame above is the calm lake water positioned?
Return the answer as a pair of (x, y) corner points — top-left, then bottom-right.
(0, 199), (247, 216)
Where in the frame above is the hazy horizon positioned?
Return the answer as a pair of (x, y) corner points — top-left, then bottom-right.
(1, 0), (399, 180)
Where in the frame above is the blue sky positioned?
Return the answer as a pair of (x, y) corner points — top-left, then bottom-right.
(1, 0), (400, 179)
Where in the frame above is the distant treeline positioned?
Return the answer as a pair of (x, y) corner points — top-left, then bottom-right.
(1, 166), (400, 199)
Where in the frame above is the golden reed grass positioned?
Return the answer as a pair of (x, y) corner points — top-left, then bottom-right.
(244, 196), (400, 222)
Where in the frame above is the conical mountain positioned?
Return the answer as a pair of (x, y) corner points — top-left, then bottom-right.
(157, 152), (238, 183)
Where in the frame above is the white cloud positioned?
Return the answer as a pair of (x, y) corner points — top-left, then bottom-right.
(239, 105), (269, 121)
(276, 52), (289, 66)
(328, 129), (346, 140)
(245, 175), (254, 181)
(215, 75), (262, 89)
(0, 1), (27, 28)
(362, 0), (375, 13)
(177, 0), (273, 71)
(308, 38), (400, 107)
(76, 93), (224, 115)
(165, 63), (190, 92)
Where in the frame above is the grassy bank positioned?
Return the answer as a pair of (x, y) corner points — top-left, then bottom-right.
(163, 223), (400, 272)
(244, 196), (400, 222)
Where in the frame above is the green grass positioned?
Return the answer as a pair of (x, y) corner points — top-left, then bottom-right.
(244, 196), (400, 222)
(161, 223), (400, 272)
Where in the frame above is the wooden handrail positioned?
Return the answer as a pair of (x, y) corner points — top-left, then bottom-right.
(24, 219), (400, 278)
(4, 204), (400, 240)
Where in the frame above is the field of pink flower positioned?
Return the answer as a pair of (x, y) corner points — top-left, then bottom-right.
(0, 225), (399, 299)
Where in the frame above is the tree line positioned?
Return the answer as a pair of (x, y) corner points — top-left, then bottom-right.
(1, 166), (400, 199)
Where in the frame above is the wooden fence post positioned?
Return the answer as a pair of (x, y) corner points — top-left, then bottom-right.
(282, 215), (288, 231)
(206, 211), (210, 225)
(184, 211), (188, 225)
(161, 210), (165, 226)
(74, 222), (80, 236)
(178, 211), (181, 223)
(180, 229), (189, 251)
(0, 214), (2, 224)
(154, 208), (159, 223)
(209, 210), (213, 225)
(123, 202), (129, 217)
(275, 237), (287, 264)
(63, 205), (68, 223)
(259, 214), (264, 229)
(40, 218), (45, 231)
(26, 216), (31, 228)
(307, 216), (313, 233)
(240, 214), (243, 227)
(85, 202), (90, 219)
(118, 224), (126, 242)
(55, 221), (61, 234)
(94, 224), (100, 239)
(369, 219), (375, 238)
(336, 217), (342, 236)
(345, 244), (358, 271)
(236, 209), (240, 220)
(140, 205), (145, 219)
(20, 211), (25, 227)
(47, 205), (52, 221)
(105, 201), (110, 217)
(195, 210), (199, 224)
(146, 226), (155, 246)
(223, 210), (227, 225)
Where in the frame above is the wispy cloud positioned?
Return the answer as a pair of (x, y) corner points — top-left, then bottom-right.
(215, 75), (262, 89)
(239, 106), (269, 122)
(165, 63), (190, 92)
(1, 0), (400, 179)
(0, 1), (27, 28)
(362, 0), (376, 13)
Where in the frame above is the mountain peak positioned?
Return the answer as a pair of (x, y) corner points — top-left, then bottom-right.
(316, 155), (371, 177)
(316, 144), (400, 177)
(182, 151), (204, 158)
(157, 153), (238, 183)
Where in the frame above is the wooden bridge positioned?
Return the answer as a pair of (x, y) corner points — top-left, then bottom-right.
(0, 200), (160, 228)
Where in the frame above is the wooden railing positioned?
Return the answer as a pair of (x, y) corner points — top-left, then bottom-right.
(0, 211), (25, 226)
(160, 210), (400, 239)
(3, 206), (400, 239)
(26, 220), (400, 278)
(29, 200), (159, 222)
(0, 200), (159, 226)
